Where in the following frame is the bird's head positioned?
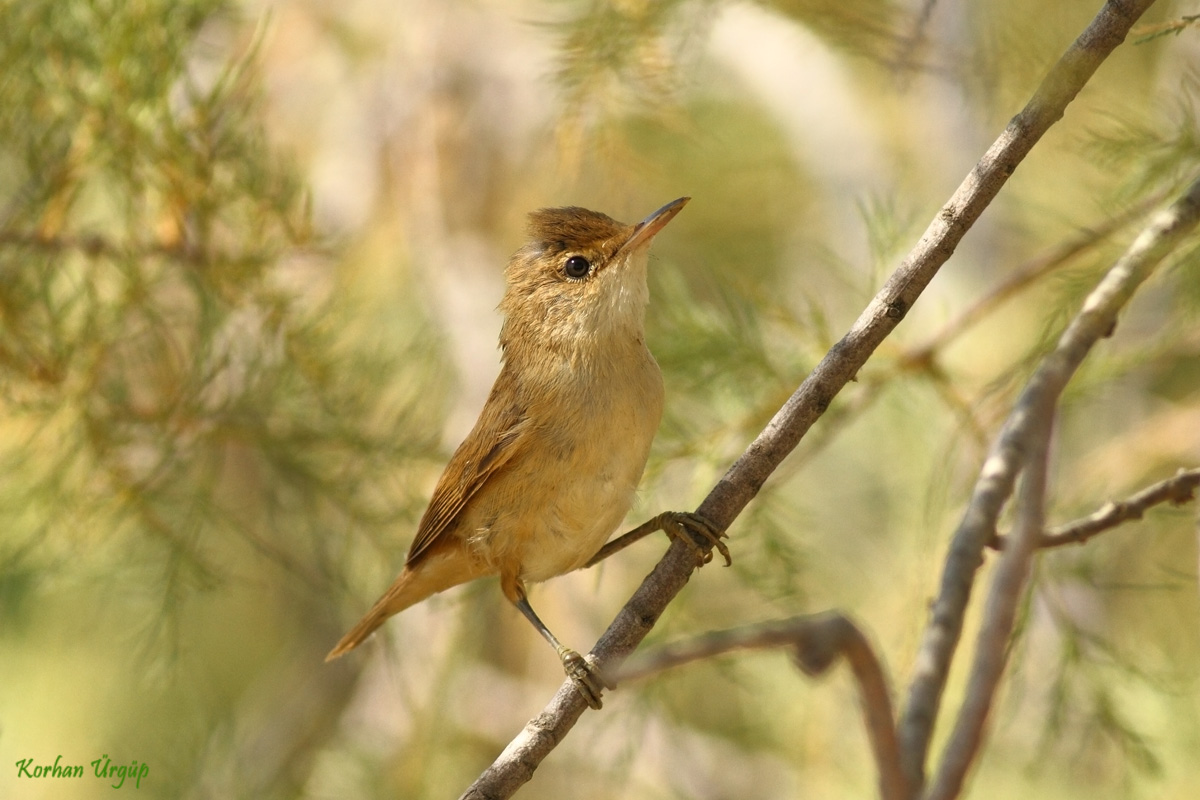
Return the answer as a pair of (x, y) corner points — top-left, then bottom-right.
(499, 197), (688, 357)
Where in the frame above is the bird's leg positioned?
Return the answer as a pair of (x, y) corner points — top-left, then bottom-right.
(504, 578), (607, 709)
(584, 511), (731, 568)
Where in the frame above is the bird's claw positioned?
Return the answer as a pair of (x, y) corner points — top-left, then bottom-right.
(560, 648), (608, 710)
(658, 511), (732, 567)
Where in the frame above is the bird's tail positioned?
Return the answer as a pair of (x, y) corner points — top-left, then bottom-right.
(325, 568), (425, 662)
(325, 551), (487, 662)
(326, 601), (392, 661)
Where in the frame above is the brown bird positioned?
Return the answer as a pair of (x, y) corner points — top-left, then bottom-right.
(326, 198), (727, 708)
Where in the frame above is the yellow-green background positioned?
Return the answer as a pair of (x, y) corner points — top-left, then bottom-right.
(2, 1), (1198, 798)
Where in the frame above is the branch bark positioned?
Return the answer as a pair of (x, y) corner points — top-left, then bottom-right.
(903, 173), (1200, 799)
(926, 410), (1054, 800)
(988, 467), (1200, 551)
(894, 1), (1162, 789)
(462, 2), (1158, 797)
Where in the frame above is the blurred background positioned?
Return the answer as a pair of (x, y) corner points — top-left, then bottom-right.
(2, 0), (1199, 797)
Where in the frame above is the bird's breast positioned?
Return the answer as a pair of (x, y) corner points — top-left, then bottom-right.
(468, 342), (664, 582)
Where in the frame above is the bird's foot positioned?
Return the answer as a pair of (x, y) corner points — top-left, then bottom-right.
(657, 511), (732, 567)
(559, 648), (608, 710)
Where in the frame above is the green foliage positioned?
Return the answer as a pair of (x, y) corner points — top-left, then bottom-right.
(3, 1), (1200, 799)
(0, 0), (445, 628)
(1087, 95), (1200, 202)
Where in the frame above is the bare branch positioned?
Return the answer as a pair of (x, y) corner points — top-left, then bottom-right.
(785, 189), (1170, 495)
(617, 613), (907, 800)
(462, 3), (1158, 797)
(742, 183), (1167, 498)
(1040, 467), (1200, 547)
(927, 468), (1200, 794)
(900, 172), (1200, 797)
(988, 467), (1200, 550)
(927, 409), (1053, 800)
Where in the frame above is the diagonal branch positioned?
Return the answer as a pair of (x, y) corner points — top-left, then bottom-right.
(988, 467), (1200, 550)
(903, 173), (1200, 799)
(461, 3), (1158, 798)
(900, 187), (1170, 371)
(616, 613), (906, 800)
(721, 186), (1167, 501)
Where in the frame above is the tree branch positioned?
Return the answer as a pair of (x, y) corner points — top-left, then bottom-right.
(901, 172), (1200, 798)
(927, 408), (1054, 800)
(988, 467), (1200, 550)
(736, 185), (1167, 499)
(462, 3), (1158, 797)
(616, 613), (907, 800)
(894, 1), (1163, 789)
(899, 187), (1170, 371)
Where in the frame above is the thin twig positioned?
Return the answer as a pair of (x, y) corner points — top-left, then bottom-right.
(461, 4), (1157, 798)
(891, 0), (943, 82)
(903, 173), (1200, 799)
(617, 613), (907, 800)
(778, 191), (1155, 493)
(989, 467), (1200, 550)
(785, 188), (1165, 492)
(900, 187), (1169, 370)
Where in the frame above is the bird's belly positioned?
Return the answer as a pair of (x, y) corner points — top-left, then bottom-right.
(515, 475), (638, 582)
(465, 407), (659, 582)
(461, 346), (664, 583)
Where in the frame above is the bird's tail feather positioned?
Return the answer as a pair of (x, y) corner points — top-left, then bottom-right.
(326, 602), (391, 661)
(325, 551), (487, 662)
(325, 568), (422, 662)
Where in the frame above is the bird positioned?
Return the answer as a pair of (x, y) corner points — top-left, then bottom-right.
(326, 197), (727, 708)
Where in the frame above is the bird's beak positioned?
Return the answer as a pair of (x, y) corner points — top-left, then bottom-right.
(619, 197), (690, 256)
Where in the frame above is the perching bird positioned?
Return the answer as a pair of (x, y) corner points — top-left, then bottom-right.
(326, 198), (726, 708)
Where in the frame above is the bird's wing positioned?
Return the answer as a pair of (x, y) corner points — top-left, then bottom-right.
(405, 365), (529, 565)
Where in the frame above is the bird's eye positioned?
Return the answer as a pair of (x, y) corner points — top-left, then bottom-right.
(563, 255), (591, 279)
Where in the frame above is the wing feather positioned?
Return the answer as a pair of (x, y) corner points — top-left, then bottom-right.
(405, 366), (528, 565)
